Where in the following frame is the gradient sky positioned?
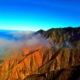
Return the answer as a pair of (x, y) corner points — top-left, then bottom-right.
(0, 0), (80, 31)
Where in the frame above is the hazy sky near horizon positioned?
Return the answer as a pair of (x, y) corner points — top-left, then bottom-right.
(0, 0), (80, 31)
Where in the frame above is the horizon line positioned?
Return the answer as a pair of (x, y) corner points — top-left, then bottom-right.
(0, 26), (80, 31)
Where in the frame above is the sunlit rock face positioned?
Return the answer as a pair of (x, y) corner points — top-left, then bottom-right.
(0, 48), (53, 80)
(0, 27), (80, 80)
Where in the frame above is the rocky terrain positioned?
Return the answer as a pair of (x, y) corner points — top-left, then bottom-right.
(0, 27), (80, 80)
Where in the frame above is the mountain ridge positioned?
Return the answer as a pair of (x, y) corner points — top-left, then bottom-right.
(0, 27), (80, 80)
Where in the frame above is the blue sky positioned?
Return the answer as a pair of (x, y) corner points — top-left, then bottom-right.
(0, 0), (80, 31)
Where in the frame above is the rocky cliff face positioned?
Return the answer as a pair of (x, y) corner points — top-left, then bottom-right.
(0, 27), (80, 80)
(36, 27), (80, 45)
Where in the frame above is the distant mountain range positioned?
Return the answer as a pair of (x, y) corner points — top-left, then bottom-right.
(0, 27), (80, 80)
